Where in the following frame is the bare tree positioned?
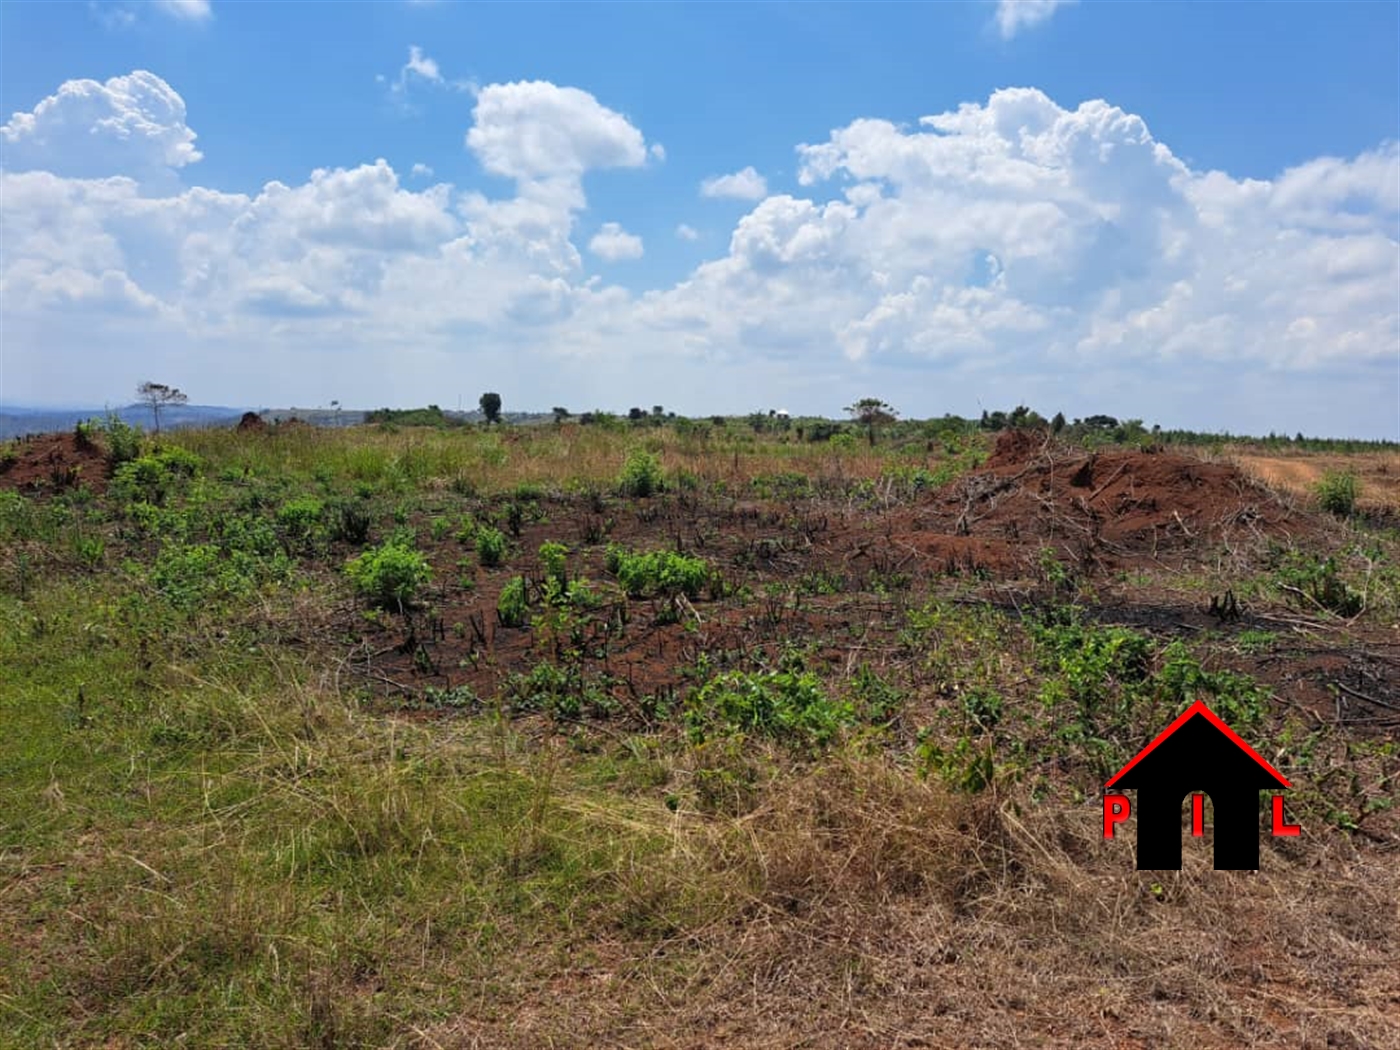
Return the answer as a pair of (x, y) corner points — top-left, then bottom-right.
(137, 381), (188, 435)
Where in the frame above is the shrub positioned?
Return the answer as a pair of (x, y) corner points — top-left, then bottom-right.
(539, 541), (569, 587)
(618, 449), (664, 498)
(1316, 470), (1360, 516)
(346, 539), (431, 608)
(275, 497), (325, 553)
(476, 526), (507, 567)
(98, 414), (142, 466)
(497, 575), (529, 627)
(327, 499), (372, 544)
(1274, 552), (1363, 617)
(110, 449), (200, 505)
(606, 546), (710, 598)
(688, 670), (855, 748)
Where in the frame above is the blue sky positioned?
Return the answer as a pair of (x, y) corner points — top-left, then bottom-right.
(2, 0), (1397, 436)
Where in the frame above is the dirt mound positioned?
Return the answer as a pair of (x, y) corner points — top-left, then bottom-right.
(0, 432), (109, 495)
(926, 435), (1313, 565)
(984, 427), (1049, 470)
(235, 411), (267, 433)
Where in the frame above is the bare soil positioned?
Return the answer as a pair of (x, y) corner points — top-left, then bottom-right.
(0, 431), (109, 495)
(344, 431), (1398, 735)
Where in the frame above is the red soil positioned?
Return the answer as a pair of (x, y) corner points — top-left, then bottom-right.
(0, 432), (109, 495)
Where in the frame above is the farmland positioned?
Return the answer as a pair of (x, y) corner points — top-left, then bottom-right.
(2, 414), (1398, 1048)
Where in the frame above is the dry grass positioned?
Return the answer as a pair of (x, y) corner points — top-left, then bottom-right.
(1229, 448), (1400, 514)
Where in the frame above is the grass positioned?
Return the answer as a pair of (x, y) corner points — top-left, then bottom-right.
(3, 418), (1398, 1047)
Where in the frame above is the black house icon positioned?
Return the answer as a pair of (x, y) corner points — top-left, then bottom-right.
(1106, 701), (1291, 870)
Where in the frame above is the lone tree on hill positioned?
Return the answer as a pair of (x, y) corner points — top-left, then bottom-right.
(479, 392), (502, 424)
(137, 381), (188, 435)
(845, 397), (898, 446)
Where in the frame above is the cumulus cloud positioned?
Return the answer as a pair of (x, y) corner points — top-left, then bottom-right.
(1, 70), (201, 181)
(588, 222), (643, 261)
(467, 81), (648, 182)
(410, 162), (434, 178)
(994, 0), (1074, 39)
(700, 165), (768, 200)
(2, 72), (1396, 437)
(676, 224), (699, 241)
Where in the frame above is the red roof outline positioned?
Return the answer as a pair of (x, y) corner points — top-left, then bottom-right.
(1105, 700), (1291, 789)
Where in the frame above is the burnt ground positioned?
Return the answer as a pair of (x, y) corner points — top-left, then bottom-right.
(338, 431), (1398, 735)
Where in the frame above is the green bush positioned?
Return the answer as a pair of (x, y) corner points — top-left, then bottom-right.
(687, 670), (855, 748)
(497, 575), (529, 627)
(109, 447), (202, 505)
(98, 414), (142, 466)
(1274, 552), (1362, 617)
(326, 499), (372, 544)
(618, 449), (664, 498)
(476, 526), (507, 567)
(605, 546), (710, 598)
(275, 497), (325, 553)
(346, 539), (432, 608)
(539, 541), (569, 587)
(1315, 470), (1360, 516)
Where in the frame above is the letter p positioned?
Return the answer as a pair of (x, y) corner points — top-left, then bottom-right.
(1103, 793), (1131, 839)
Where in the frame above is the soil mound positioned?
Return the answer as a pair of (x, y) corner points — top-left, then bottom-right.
(984, 427), (1048, 470)
(235, 411), (267, 433)
(925, 433), (1312, 566)
(0, 432), (109, 495)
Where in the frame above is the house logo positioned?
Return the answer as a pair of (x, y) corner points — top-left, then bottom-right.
(1103, 700), (1300, 870)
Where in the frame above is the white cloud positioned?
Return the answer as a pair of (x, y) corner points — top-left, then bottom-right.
(154, 0), (212, 21)
(588, 222), (644, 261)
(2, 74), (1396, 437)
(995, 0), (1074, 39)
(676, 224), (699, 241)
(1, 70), (201, 181)
(467, 81), (648, 182)
(410, 162), (434, 178)
(700, 165), (768, 200)
(403, 45), (442, 85)
(650, 143), (666, 162)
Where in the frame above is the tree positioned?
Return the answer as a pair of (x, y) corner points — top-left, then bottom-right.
(137, 381), (188, 435)
(552, 406), (570, 424)
(845, 397), (898, 446)
(1051, 411), (1066, 434)
(479, 392), (502, 424)
(628, 407), (646, 421)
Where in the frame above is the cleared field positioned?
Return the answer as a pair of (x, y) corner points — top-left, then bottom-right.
(2, 418), (1397, 1048)
(1231, 450), (1400, 512)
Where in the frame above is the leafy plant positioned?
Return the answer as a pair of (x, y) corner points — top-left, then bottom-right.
(539, 541), (569, 589)
(687, 669), (855, 748)
(476, 526), (508, 567)
(605, 546), (710, 599)
(1315, 470), (1360, 516)
(326, 499), (372, 544)
(346, 539), (432, 608)
(1274, 552), (1363, 617)
(275, 496), (325, 554)
(497, 575), (529, 627)
(618, 449), (664, 498)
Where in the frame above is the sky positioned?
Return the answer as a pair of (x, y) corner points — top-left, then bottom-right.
(1, 0), (1397, 437)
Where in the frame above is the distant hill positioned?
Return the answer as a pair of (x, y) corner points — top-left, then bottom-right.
(4, 404), (648, 439)
(0, 404), (254, 440)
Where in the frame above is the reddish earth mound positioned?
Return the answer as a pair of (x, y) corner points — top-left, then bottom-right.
(0, 432), (108, 495)
(235, 411), (267, 433)
(924, 430), (1311, 565)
